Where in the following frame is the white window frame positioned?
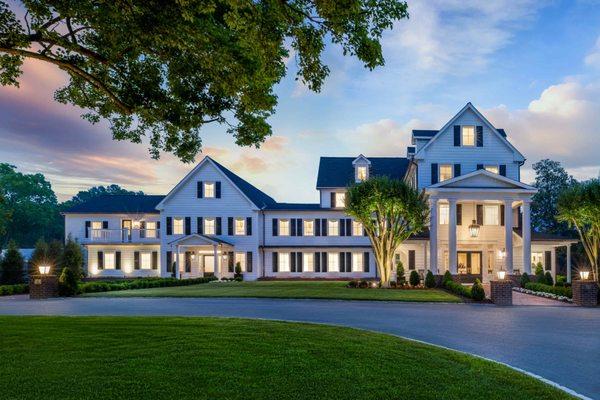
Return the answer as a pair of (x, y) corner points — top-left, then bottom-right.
(303, 220), (314, 236)
(439, 164), (453, 182)
(461, 125), (475, 146)
(303, 253), (314, 272)
(328, 219), (339, 236)
(234, 218), (245, 235)
(203, 182), (215, 198)
(279, 219), (290, 236)
(484, 205), (499, 226)
(279, 252), (290, 272)
(356, 166), (368, 181)
(484, 165), (499, 174)
(145, 221), (157, 238)
(234, 252), (246, 271)
(439, 204), (449, 225)
(204, 217), (215, 235)
(352, 253), (363, 272)
(140, 252), (152, 270)
(334, 192), (346, 208)
(352, 220), (363, 236)
(328, 252), (339, 272)
(104, 252), (115, 270)
(173, 217), (184, 235)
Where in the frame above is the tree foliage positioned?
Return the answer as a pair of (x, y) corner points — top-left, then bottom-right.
(557, 179), (600, 282)
(0, 240), (24, 284)
(0, 0), (409, 162)
(62, 235), (84, 280)
(346, 177), (428, 287)
(60, 184), (143, 211)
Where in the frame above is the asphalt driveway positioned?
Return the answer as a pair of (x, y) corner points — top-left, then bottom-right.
(1, 296), (598, 399)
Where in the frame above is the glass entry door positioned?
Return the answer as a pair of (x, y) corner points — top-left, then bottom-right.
(457, 252), (482, 275)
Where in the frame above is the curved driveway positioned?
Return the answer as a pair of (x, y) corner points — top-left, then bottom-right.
(1, 296), (599, 399)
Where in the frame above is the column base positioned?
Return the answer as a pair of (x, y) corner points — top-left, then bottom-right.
(490, 280), (513, 306)
(572, 281), (599, 307)
(29, 275), (59, 299)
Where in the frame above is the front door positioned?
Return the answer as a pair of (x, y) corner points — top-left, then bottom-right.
(204, 255), (215, 276)
(457, 251), (482, 277)
(121, 219), (132, 242)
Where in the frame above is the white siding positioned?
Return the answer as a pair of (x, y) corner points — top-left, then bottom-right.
(86, 244), (161, 278)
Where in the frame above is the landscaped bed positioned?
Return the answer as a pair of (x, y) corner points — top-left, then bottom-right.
(0, 316), (574, 400)
(82, 280), (461, 302)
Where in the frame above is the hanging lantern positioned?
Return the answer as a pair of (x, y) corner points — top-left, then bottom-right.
(468, 219), (480, 238)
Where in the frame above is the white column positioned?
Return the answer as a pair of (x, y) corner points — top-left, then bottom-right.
(504, 199), (514, 273)
(213, 244), (219, 279)
(423, 242), (428, 271)
(566, 244), (572, 283)
(429, 198), (438, 274)
(448, 199), (457, 274)
(551, 248), (556, 280)
(175, 245), (181, 279)
(522, 200), (532, 275)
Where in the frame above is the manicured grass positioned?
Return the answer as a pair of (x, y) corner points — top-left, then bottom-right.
(0, 317), (573, 400)
(83, 280), (461, 302)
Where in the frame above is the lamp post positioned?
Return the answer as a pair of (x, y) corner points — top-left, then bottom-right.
(497, 270), (506, 281)
(38, 265), (51, 275)
(579, 270), (590, 281)
(30, 264), (58, 299)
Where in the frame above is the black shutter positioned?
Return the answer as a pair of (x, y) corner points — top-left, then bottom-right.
(228, 217), (233, 235)
(166, 251), (173, 273)
(457, 204), (462, 226)
(291, 252), (297, 273)
(272, 252), (278, 272)
(314, 252), (321, 272)
(139, 221), (146, 239)
(346, 219), (352, 236)
(196, 217), (203, 234)
(246, 252), (253, 273)
(321, 219), (328, 236)
(340, 219), (346, 237)
(346, 252), (351, 273)
(408, 250), (415, 270)
(454, 125), (461, 146)
(134, 251), (140, 270)
(102, 221), (108, 229)
(500, 204), (505, 226)
(339, 252), (345, 273)
(321, 252), (328, 272)
(166, 217), (172, 235)
(544, 251), (552, 271)
(228, 251), (234, 272)
(185, 217), (191, 235)
(431, 163), (438, 184)
(476, 205), (483, 225)
(330, 192), (336, 208)
(115, 251), (121, 270)
(215, 181), (221, 198)
(454, 163), (461, 178)
(97, 251), (104, 269)
(152, 251), (158, 270)
(85, 221), (90, 238)
(272, 218), (278, 236)
(185, 252), (191, 272)
(297, 219), (303, 236)
(363, 252), (369, 272)
(246, 217), (252, 235)
(499, 164), (506, 177)
(216, 217), (223, 235)
(197, 181), (203, 198)
(315, 219), (321, 236)
(477, 164), (484, 170)
(156, 221), (160, 238)
(291, 218), (297, 237)
(476, 126), (483, 147)
(297, 253), (303, 273)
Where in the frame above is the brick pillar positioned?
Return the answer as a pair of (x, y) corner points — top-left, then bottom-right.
(572, 280), (598, 307)
(29, 275), (59, 299)
(490, 280), (513, 306)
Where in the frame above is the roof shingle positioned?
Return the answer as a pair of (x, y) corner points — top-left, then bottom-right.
(63, 194), (165, 214)
(316, 157), (410, 188)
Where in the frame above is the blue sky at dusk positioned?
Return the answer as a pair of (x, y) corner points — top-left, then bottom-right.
(1, 0), (599, 203)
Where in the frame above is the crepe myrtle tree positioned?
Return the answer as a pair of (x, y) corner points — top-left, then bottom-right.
(346, 177), (428, 287)
(0, 0), (408, 162)
(557, 179), (600, 282)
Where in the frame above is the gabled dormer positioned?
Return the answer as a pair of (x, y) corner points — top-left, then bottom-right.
(352, 154), (371, 182)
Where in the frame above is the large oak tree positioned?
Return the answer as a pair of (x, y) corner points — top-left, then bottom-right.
(0, 0), (409, 162)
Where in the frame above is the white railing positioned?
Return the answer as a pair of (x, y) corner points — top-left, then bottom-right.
(86, 229), (161, 243)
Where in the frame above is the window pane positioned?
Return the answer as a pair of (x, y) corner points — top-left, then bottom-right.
(91, 221), (103, 230)
(335, 192), (346, 208)
(303, 253), (314, 272)
(439, 165), (453, 182)
(485, 165), (499, 174)
(352, 221), (362, 236)
(204, 182), (215, 198)
(279, 220), (290, 236)
(145, 221), (156, 238)
(439, 204), (449, 225)
(279, 253), (290, 272)
(484, 205), (499, 225)
(141, 253), (151, 269)
(235, 252), (245, 271)
(357, 166), (367, 181)
(352, 253), (363, 272)
(328, 220), (339, 236)
(328, 252), (339, 272)
(173, 218), (184, 235)
(462, 126), (475, 146)
(304, 220), (314, 236)
(204, 218), (215, 235)
(104, 252), (115, 269)
(235, 218), (245, 235)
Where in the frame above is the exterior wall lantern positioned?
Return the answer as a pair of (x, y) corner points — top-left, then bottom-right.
(468, 219), (480, 238)
(38, 265), (51, 275)
(579, 270), (590, 280)
(497, 270), (506, 280)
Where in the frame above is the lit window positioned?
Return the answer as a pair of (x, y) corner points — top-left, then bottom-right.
(279, 219), (290, 236)
(352, 220), (363, 236)
(352, 253), (363, 272)
(303, 220), (314, 236)
(357, 166), (367, 181)
(204, 218), (215, 235)
(303, 253), (314, 272)
(235, 252), (246, 271)
(484, 205), (499, 225)
(235, 218), (245, 235)
(91, 221), (103, 230)
(439, 165), (453, 182)
(204, 182), (215, 198)
(146, 221), (157, 238)
(439, 204), (449, 225)
(279, 252), (290, 272)
(328, 219), (339, 236)
(141, 253), (151, 269)
(485, 165), (499, 174)
(462, 126), (475, 146)
(531, 252), (543, 266)
(91, 221), (103, 239)
(173, 217), (184, 235)
(334, 192), (346, 208)
(328, 252), (339, 272)
(104, 252), (115, 269)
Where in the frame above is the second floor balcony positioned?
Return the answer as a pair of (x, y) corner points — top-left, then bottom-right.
(84, 228), (161, 244)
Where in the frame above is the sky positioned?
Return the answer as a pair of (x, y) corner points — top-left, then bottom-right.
(1, 0), (599, 203)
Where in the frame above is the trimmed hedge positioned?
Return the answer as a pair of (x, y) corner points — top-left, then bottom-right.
(0, 283), (29, 296)
(524, 282), (572, 298)
(443, 278), (486, 301)
(78, 277), (217, 294)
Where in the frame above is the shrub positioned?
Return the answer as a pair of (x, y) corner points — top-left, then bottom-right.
(471, 279), (485, 301)
(444, 280), (472, 298)
(347, 280), (358, 288)
(78, 276), (217, 294)
(534, 262), (544, 276)
(524, 282), (572, 298)
(0, 240), (24, 284)
(556, 275), (566, 284)
(29, 238), (49, 277)
(442, 270), (453, 285)
(62, 236), (84, 280)
(396, 261), (406, 285)
(59, 267), (78, 296)
(389, 280), (397, 288)
(520, 272), (530, 288)
(234, 262), (243, 281)
(358, 279), (369, 288)
(544, 271), (553, 286)
(409, 270), (420, 287)
(424, 270), (436, 288)
(0, 284), (26, 296)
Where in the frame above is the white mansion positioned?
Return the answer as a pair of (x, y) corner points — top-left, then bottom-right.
(64, 103), (575, 282)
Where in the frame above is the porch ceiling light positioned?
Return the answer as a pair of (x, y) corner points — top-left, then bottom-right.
(579, 270), (590, 280)
(468, 219), (480, 238)
(38, 265), (50, 275)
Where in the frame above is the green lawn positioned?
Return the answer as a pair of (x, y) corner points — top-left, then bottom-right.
(84, 280), (461, 302)
(0, 317), (573, 400)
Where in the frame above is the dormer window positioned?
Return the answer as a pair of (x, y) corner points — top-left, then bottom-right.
(352, 154), (371, 183)
(204, 182), (215, 198)
(461, 126), (475, 146)
(356, 166), (368, 182)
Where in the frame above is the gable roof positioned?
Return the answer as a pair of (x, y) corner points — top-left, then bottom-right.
(316, 157), (410, 188)
(427, 169), (537, 191)
(411, 128), (506, 143)
(414, 103), (523, 160)
(63, 194), (165, 214)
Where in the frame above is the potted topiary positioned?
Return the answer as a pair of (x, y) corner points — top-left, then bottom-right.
(409, 270), (420, 287)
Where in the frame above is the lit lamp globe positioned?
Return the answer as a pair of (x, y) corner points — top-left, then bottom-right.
(468, 220), (480, 238)
(497, 270), (506, 281)
(579, 270), (590, 280)
(38, 265), (51, 275)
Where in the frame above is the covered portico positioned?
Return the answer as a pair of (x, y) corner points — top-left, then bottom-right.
(426, 170), (538, 282)
(168, 234), (234, 279)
